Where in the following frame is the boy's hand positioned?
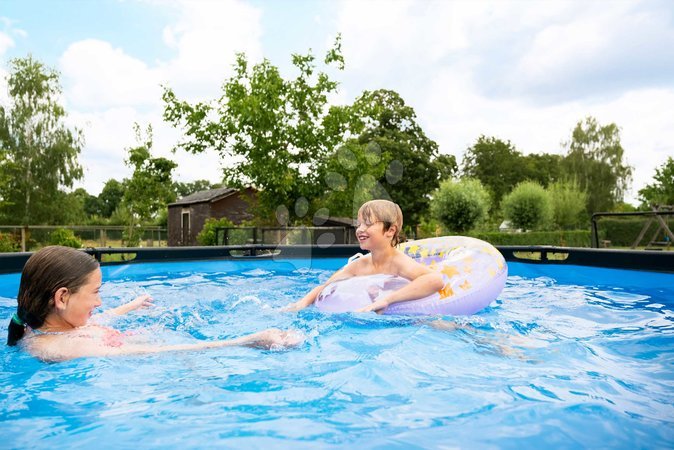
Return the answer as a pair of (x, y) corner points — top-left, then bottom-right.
(356, 298), (388, 314)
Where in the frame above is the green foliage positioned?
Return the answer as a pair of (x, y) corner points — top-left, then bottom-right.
(164, 36), (348, 223)
(638, 157), (674, 208)
(197, 217), (235, 245)
(97, 179), (125, 218)
(122, 124), (177, 225)
(461, 136), (524, 207)
(548, 180), (588, 230)
(0, 232), (19, 252)
(348, 89), (456, 228)
(562, 116), (632, 214)
(469, 230), (592, 247)
(502, 181), (553, 231)
(430, 178), (491, 233)
(0, 55), (84, 225)
(318, 139), (392, 219)
(49, 228), (82, 248)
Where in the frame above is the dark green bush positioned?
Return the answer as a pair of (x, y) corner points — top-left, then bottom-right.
(502, 181), (552, 230)
(548, 180), (587, 230)
(430, 178), (490, 233)
(197, 217), (236, 245)
(49, 228), (83, 248)
(0, 232), (19, 252)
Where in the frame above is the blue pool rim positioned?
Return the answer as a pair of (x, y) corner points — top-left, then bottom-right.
(0, 244), (672, 274)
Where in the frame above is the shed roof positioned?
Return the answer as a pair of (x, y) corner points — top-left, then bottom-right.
(169, 187), (238, 207)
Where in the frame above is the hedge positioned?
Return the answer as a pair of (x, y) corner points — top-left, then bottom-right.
(466, 230), (592, 247)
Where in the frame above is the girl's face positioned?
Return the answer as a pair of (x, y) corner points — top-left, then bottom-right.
(60, 269), (103, 328)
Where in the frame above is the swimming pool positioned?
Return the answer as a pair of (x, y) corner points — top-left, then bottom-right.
(1, 257), (673, 448)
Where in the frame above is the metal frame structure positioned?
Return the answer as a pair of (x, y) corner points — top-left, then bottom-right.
(591, 208), (674, 249)
(0, 244), (672, 275)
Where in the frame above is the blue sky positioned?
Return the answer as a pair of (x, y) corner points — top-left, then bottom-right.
(1, 0), (673, 205)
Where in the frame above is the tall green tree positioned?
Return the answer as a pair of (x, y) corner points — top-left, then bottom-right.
(163, 36), (348, 223)
(0, 55), (84, 224)
(122, 124), (177, 244)
(638, 157), (674, 208)
(347, 89), (455, 230)
(563, 116), (632, 214)
(98, 178), (125, 218)
(318, 139), (392, 219)
(461, 136), (524, 207)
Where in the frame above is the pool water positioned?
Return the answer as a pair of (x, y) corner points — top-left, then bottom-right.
(1, 258), (673, 449)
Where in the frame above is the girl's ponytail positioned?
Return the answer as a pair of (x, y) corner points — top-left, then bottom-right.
(7, 312), (26, 346)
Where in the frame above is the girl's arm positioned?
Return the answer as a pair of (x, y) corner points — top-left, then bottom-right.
(356, 257), (444, 313)
(32, 328), (302, 362)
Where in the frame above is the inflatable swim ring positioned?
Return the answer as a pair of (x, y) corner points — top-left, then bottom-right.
(314, 236), (507, 316)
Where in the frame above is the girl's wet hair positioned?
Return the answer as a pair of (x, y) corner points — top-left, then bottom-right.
(358, 200), (405, 247)
(7, 246), (99, 346)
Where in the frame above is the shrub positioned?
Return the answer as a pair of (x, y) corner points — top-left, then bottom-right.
(469, 230), (592, 247)
(502, 181), (552, 231)
(0, 232), (19, 252)
(197, 217), (236, 246)
(430, 178), (490, 233)
(548, 180), (588, 230)
(49, 228), (83, 248)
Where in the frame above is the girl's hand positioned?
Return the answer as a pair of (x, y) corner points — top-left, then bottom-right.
(108, 294), (154, 316)
(280, 301), (303, 312)
(244, 328), (304, 349)
(125, 294), (154, 312)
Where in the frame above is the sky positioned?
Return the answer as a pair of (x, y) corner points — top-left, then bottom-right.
(1, 0), (673, 205)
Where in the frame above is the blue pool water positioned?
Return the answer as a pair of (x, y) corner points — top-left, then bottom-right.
(1, 258), (673, 449)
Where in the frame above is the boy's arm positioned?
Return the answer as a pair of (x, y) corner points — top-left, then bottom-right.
(357, 256), (444, 313)
(282, 259), (362, 311)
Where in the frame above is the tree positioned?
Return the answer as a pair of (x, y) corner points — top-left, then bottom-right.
(638, 157), (674, 208)
(163, 36), (348, 224)
(0, 55), (84, 224)
(547, 180), (587, 230)
(430, 178), (490, 233)
(461, 136), (524, 207)
(501, 181), (552, 231)
(318, 139), (392, 219)
(347, 89), (456, 231)
(98, 179), (125, 218)
(122, 124), (177, 245)
(563, 116), (632, 214)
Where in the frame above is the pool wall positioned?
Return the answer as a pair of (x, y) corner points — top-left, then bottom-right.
(0, 244), (672, 274)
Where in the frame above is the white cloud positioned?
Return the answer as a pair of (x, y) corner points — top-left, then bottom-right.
(59, 0), (264, 193)
(60, 39), (160, 109)
(158, 0), (263, 100)
(334, 0), (674, 205)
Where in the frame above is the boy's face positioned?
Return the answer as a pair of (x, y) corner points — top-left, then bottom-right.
(356, 214), (394, 250)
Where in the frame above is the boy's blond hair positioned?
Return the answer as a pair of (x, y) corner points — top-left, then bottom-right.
(358, 200), (404, 247)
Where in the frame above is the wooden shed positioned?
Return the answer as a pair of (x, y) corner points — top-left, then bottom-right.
(167, 187), (257, 246)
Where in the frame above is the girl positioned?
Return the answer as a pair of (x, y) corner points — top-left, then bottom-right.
(7, 246), (301, 361)
(284, 199), (444, 313)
